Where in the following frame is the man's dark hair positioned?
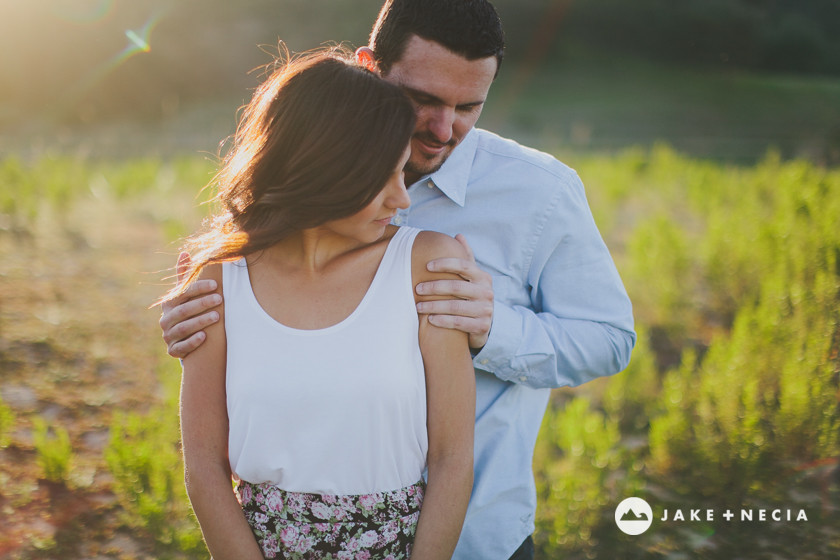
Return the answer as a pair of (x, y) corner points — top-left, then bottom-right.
(369, 0), (505, 76)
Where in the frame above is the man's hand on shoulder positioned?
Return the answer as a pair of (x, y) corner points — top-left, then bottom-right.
(160, 252), (222, 359)
(414, 233), (494, 351)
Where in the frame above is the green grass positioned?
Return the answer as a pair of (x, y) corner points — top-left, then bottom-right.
(534, 148), (840, 559)
(0, 148), (837, 558)
(32, 418), (74, 484)
(0, 395), (15, 449)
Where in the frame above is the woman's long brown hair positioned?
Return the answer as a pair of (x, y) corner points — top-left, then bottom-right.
(163, 47), (415, 301)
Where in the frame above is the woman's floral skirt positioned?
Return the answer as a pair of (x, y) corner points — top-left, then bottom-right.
(236, 479), (425, 559)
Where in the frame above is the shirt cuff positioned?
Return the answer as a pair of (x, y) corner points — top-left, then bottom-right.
(471, 300), (525, 383)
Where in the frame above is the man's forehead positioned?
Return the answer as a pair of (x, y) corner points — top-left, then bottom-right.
(381, 40), (496, 103)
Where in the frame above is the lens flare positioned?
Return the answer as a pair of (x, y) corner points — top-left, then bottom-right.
(114, 14), (159, 65)
(124, 28), (151, 53)
(83, 13), (162, 90)
(48, 9), (166, 122)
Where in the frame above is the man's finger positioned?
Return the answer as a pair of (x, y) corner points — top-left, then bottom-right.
(161, 278), (217, 312)
(176, 252), (192, 285)
(416, 298), (489, 317)
(453, 233), (475, 261)
(169, 294), (221, 327)
(160, 293), (221, 333)
(163, 309), (220, 345)
(416, 279), (493, 301)
(425, 257), (480, 278)
(426, 313), (483, 333)
(168, 332), (206, 360)
(181, 279), (219, 300)
(427, 314), (492, 349)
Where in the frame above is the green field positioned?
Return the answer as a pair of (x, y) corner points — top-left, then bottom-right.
(0, 143), (837, 558)
(2, 1), (839, 556)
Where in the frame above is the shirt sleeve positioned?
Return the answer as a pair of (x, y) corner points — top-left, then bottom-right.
(471, 170), (636, 389)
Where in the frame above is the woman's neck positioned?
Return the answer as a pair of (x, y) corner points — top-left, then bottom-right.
(261, 228), (370, 275)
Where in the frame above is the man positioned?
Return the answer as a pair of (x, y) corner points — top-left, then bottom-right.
(160, 1), (635, 558)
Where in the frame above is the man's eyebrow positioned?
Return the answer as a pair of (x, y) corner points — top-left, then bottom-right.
(400, 86), (444, 104)
(400, 86), (485, 108)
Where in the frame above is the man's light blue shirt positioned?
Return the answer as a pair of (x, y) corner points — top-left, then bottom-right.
(398, 128), (635, 559)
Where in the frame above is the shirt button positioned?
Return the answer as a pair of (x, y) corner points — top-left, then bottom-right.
(519, 376), (527, 382)
(427, 180), (434, 189)
(480, 359), (489, 365)
(393, 216), (403, 225)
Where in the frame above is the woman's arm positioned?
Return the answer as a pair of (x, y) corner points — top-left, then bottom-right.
(411, 232), (476, 559)
(179, 263), (264, 560)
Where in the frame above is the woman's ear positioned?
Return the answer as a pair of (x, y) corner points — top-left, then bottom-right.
(355, 46), (379, 74)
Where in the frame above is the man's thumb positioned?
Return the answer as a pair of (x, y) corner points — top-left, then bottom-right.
(176, 252), (192, 284)
(454, 233), (475, 261)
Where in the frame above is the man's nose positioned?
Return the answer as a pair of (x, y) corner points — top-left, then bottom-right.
(426, 107), (455, 144)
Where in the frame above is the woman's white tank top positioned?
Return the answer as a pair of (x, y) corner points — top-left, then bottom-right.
(223, 226), (428, 495)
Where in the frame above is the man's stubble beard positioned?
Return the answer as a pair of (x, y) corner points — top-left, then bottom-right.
(405, 158), (444, 178)
(405, 136), (456, 178)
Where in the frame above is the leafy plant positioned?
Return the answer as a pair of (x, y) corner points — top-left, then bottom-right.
(104, 358), (204, 555)
(32, 417), (73, 483)
(0, 395), (15, 448)
(538, 148), (840, 556)
(105, 407), (204, 555)
(534, 397), (642, 557)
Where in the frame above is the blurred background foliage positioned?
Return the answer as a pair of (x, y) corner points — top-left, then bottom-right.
(1, 0), (839, 161)
(539, 148), (840, 558)
(1, 1), (838, 558)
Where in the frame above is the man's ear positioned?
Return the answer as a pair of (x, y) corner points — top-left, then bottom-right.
(355, 46), (379, 74)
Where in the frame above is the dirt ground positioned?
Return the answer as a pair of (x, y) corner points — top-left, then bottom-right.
(0, 192), (188, 559)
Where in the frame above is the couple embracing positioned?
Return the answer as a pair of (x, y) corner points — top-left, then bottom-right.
(160, 1), (635, 558)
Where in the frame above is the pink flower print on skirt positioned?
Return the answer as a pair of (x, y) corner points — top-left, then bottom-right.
(236, 479), (425, 559)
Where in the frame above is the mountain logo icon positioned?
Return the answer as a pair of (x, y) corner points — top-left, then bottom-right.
(620, 509), (650, 522)
(615, 497), (653, 535)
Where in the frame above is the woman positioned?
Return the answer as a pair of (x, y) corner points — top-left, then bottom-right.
(169, 49), (475, 559)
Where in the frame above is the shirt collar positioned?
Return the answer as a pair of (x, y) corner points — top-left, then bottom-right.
(416, 128), (479, 207)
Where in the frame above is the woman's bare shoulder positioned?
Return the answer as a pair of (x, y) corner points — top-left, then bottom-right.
(181, 262), (227, 364)
(412, 230), (469, 264)
(195, 261), (224, 284)
(411, 230), (470, 302)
